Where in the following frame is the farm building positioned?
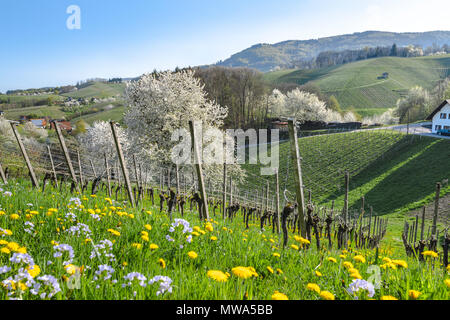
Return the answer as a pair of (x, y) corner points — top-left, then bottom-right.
(50, 120), (72, 133)
(30, 119), (48, 129)
(427, 100), (450, 134)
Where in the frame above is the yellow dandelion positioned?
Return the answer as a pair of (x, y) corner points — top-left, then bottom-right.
(380, 295), (398, 300)
(444, 279), (450, 288)
(392, 260), (408, 269)
(207, 270), (229, 282)
(188, 251), (198, 259)
(291, 244), (299, 250)
(353, 255), (366, 263)
(232, 267), (254, 279)
(107, 229), (121, 237)
(158, 258), (166, 269)
(6, 242), (19, 252)
(422, 251), (438, 258)
(17, 247), (27, 254)
(144, 224), (152, 231)
(149, 244), (159, 250)
(343, 261), (354, 269)
(327, 257), (337, 263)
(320, 291), (335, 300)
(27, 265), (41, 278)
(267, 266), (274, 274)
(306, 283), (321, 294)
(271, 291), (288, 300)
(408, 290), (421, 300)
(210, 236), (218, 241)
(64, 264), (79, 275)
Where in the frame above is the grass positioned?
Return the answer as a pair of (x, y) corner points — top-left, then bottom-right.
(0, 179), (448, 300)
(264, 54), (450, 110)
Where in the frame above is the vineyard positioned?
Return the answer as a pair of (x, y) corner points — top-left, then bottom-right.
(0, 121), (449, 300)
(264, 54), (450, 112)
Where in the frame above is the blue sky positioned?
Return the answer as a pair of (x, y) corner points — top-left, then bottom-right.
(0, 0), (449, 92)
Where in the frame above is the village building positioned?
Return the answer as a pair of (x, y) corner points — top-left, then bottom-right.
(30, 119), (48, 129)
(50, 120), (72, 133)
(427, 100), (450, 135)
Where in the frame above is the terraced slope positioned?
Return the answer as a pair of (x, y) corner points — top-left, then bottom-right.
(243, 131), (450, 215)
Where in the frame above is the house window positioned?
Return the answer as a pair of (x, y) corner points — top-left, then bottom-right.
(445, 126), (450, 130)
(440, 113), (447, 119)
(435, 125), (442, 131)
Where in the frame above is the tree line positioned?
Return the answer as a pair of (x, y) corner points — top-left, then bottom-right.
(288, 43), (450, 70)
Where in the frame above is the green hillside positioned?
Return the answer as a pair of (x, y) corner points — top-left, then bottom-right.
(243, 131), (450, 216)
(264, 55), (450, 112)
(62, 82), (126, 99)
(1, 82), (127, 124)
(71, 105), (125, 125)
(218, 31), (450, 72)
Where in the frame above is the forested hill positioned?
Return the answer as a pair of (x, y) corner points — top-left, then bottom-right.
(216, 31), (450, 72)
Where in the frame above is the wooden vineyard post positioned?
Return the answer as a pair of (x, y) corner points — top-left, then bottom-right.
(222, 163), (227, 220)
(90, 160), (97, 177)
(189, 120), (209, 221)
(275, 169), (281, 234)
(344, 171), (350, 248)
(287, 120), (306, 237)
(117, 162), (122, 187)
(110, 121), (135, 208)
(77, 150), (84, 186)
(47, 146), (58, 189)
(133, 155), (140, 190)
(0, 160), (7, 184)
(10, 122), (39, 188)
(229, 178), (233, 206)
(53, 121), (79, 193)
(176, 164), (180, 195)
(104, 153), (112, 197)
(420, 206), (426, 241)
(431, 183), (441, 236)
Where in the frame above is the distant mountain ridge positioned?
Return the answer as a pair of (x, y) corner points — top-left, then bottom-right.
(216, 31), (450, 72)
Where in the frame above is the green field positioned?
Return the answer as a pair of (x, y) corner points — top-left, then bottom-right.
(71, 106), (125, 125)
(62, 82), (126, 99)
(4, 105), (67, 120)
(264, 55), (450, 111)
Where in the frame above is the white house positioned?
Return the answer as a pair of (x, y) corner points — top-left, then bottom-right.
(427, 100), (450, 134)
